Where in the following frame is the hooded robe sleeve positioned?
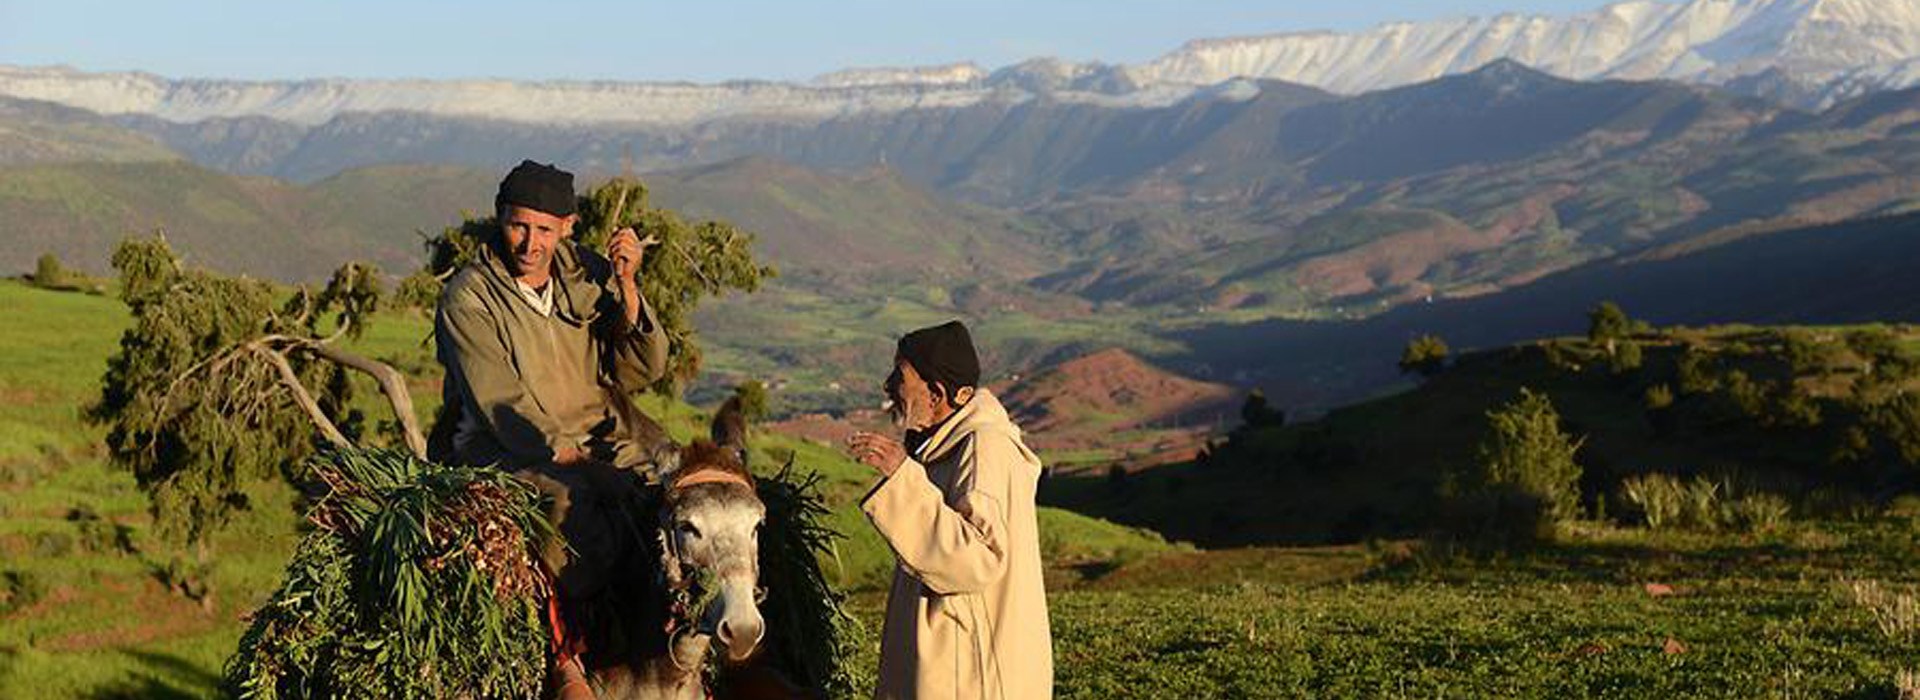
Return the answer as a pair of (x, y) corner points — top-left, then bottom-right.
(860, 433), (1016, 595)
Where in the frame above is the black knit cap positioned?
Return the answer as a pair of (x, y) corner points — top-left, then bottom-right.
(495, 159), (576, 217)
(896, 320), (980, 392)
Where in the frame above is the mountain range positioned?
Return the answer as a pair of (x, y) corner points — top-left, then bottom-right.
(7, 0), (1920, 135)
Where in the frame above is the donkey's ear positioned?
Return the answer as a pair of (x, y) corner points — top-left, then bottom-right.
(711, 396), (749, 461)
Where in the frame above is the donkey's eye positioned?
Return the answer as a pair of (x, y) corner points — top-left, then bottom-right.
(676, 521), (701, 538)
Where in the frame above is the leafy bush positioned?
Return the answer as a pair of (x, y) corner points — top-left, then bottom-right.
(1846, 578), (1920, 643)
(733, 380), (770, 422)
(1609, 339), (1644, 375)
(1621, 474), (1789, 533)
(1677, 347), (1720, 395)
(1399, 335), (1450, 378)
(1239, 389), (1286, 430)
(1434, 484), (1551, 553)
(1726, 493), (1791, 533)
(1472, 388), (1584, 525)
(0, 570), (44, 615)
(32, 252), (68, 289)
(1644, 384), (1676, 411)
(1621, 474), (1685, 530)
(1587, 302), (1632, 350)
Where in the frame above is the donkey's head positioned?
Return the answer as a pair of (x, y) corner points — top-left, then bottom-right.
(658, 408), (766, 664)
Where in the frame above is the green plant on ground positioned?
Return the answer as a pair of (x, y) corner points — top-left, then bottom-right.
(1399, 334), (1450, 378)
(1727, 492), (1792, 533)
(0, 569), (45, 615)
(1846, 578), (1920, 644)
(1471, 388), (1585, 525)
(1622, 474), (1685, 530)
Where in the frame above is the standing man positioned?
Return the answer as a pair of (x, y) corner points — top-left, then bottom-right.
(434, 159), (669, 699)
(848, 321), (1054, 700)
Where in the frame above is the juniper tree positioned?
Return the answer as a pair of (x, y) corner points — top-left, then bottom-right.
(91, 237), (420, 574)
(1587, 301), (1632, 358)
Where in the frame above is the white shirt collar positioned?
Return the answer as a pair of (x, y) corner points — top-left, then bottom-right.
(513, 278), (554, 317)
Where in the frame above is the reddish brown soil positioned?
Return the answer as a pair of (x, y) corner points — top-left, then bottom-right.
(998, 348), (1237, 436)
(768, 348), (1238, 472)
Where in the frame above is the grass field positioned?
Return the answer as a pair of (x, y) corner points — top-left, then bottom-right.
(2, 279), (1916, 698)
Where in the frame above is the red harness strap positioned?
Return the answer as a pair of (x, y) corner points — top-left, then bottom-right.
(547, 592), (584, 668)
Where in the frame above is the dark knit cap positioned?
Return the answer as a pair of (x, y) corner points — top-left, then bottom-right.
(495, 159), (576, 217)
(897, 321), (980, 392)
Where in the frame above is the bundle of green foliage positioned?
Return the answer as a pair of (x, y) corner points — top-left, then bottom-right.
(746, 462), (871, 698)
(407, 177), (774, 394)
(227, 449), (555, 699)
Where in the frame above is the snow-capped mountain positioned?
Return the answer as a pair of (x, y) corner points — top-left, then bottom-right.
(4, 0), (1920, 127)
(1128, 0), (1920, 95)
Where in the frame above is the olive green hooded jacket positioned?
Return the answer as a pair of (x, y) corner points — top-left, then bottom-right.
(433, 240), (668, 470)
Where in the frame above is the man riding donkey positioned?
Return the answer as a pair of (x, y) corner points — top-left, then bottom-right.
(434, 160), (721, 699)
(848, 322), (1055, 700)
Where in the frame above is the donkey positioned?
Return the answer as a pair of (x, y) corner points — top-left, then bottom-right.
(549, 403), (770, 700)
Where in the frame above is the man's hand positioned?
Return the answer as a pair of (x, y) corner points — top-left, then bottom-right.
(847, 432), (907, 477)
(607, 227), (658, 326)
(553, 446), (591, 468)
(608, 227), (647, 283)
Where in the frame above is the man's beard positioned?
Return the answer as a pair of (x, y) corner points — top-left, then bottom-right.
(887, 397), (933, 452)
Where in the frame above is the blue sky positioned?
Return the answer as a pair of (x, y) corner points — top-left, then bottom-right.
(1, 0), (1615, 82)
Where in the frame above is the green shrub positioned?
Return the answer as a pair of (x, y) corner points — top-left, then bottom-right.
(1621, 474), (1734, 531)
(1473, 388), (1585, 525)
(1587, 302), (1632, 352)
(1727, 493), (1792, 533)
(1621, 474), (1685, 529)
(1677, 347), (1720, 395)
(32, 252), (69, 289)
(1239, 389), (1286, 430)
(1434, 484), (1551, 553)
(0, 569), (45, 615)
(1644, 384), (1676, 411)
(1682, 477), (1724, 532)
(1609, 340), (1644, 375)
(1399, 335), (1450, 378)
